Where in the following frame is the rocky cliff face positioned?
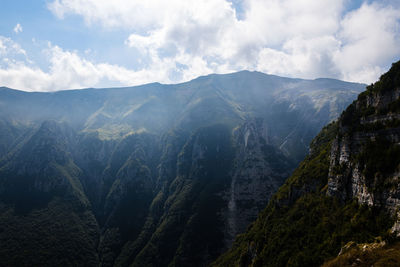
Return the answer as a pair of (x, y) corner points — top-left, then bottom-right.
(327, 81), (400, 235)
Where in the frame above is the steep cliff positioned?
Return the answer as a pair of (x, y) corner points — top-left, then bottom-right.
(223, 118), (294, 246)
(214, 61), (400, 266)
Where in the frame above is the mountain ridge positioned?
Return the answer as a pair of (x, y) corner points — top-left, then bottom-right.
(0, 71), (365, 266)
(0, 70), (365, 93)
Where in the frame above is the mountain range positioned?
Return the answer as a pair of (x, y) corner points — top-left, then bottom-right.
(0, 70), (366, 266)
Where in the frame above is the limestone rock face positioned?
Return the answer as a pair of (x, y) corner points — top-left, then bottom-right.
(327, 84), (400, 235)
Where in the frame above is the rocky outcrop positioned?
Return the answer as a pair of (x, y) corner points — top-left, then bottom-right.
(322, 239), (400, 267)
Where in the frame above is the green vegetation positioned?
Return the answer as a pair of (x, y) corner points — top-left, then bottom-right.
(0, 199), (99, 266)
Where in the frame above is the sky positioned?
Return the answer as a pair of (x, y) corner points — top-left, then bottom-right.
(0, 0), (399, 92)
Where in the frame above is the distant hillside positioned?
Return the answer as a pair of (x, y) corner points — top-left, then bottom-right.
(0, 71), (364, 266)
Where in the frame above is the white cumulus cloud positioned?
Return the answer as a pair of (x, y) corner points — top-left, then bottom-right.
(0, 36), (26, 56)
(13, 23), (23, 34)
(0, 40), (150, 91)
(0, 37), (213, 92)
(333, 3), (400, 83)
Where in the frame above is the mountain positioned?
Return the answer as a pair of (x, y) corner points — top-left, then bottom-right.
(213, 62), (400, 266)
(0, 71), (364, 266)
